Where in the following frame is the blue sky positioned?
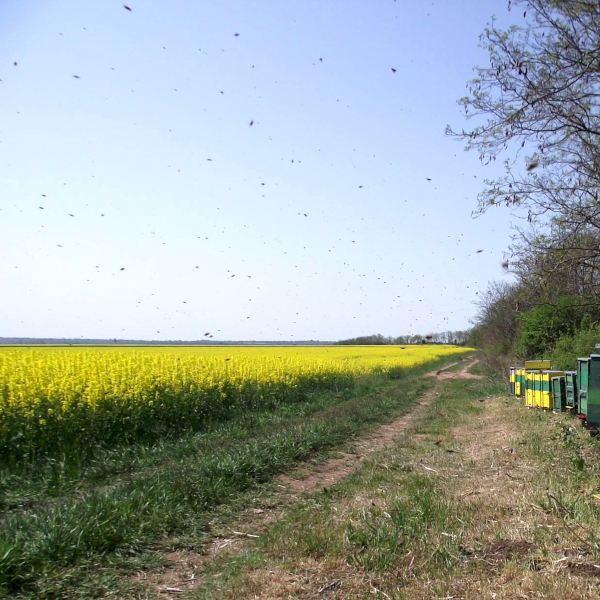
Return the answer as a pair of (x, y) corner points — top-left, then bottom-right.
(0, 0), (520, 341)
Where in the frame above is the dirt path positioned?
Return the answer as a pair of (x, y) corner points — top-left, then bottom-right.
(279, 358), (481, 493)
(138, 358), (481, 598)
(423, 357), (483, 380)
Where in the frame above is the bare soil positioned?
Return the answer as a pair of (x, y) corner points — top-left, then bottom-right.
(564, 562), (600, 577)
(482, 539), (534, 562)
(422, 359), (482, 380)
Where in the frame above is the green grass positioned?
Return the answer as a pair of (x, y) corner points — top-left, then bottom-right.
(0, 353), (464, 599)
(467, 360), (482, 375)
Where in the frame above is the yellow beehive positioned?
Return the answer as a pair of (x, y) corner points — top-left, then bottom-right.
(524, 359), (552, 370)
(525, 370), (536, 407)
(541, 370), (565, 409)
(516, 367), (525, 398)
(533, 370), (543, 408)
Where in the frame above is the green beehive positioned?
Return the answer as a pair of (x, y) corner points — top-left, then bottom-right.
(578, 358), (591, 416)
(565, 371), (579, 412)
(551, 376), (566, 411)
(542, 370), (564, 409)
(564, 371), (578, 411)
(510, 367), (516, 395)
(587, 354), (600, 428)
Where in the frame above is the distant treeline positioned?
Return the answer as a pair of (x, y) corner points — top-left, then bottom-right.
(336, 332), (470, 346)
(0, 338), (332, 346)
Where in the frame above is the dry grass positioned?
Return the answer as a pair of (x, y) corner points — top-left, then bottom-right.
(393, 393), (600, 600)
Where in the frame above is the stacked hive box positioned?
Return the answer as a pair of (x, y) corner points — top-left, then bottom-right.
(516, 367), (525, 398)
(565, 371), (578, 411)
(508, 366), (527, 401)
(578, 357), (590, 418)
(523, 361), (551, 408)
(525, 370), (534, 407)
(541, 370), (564, 409)
(551, 376), (566, 411)
(575, 355), (600, 427)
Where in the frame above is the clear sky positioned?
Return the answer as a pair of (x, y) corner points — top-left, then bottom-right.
(0, 0), (520, 341)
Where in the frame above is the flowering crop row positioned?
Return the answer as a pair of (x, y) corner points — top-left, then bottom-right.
(0, 344), (470, 460)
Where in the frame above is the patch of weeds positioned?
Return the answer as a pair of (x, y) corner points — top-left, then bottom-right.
(503, 396), (600, 566)
(467, 361), (483, 375)
(345, 473), (462, 576)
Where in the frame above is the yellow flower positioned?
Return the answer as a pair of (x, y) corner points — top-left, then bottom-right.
(0, 344), (472, 453)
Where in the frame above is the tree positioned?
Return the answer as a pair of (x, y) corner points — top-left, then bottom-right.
(448, 0), (600, 319)
(472, 280), (521, 354)
(508, 221), (600, 304)
(448, 0), (600, 230)
(514, 295), (588, 357)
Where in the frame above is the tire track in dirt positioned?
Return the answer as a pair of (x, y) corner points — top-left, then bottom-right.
(278, 358), (481, 493)
(137, 358), (481, 598)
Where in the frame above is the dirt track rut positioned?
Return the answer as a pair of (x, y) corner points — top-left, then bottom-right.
(279, 358), (481, 493)
(140, 357), (481, 597)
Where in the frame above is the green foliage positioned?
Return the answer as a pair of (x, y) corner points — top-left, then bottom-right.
(513, 297), (585, 359)
(466, 325), (483, 350)
(551, 321), (600, 371)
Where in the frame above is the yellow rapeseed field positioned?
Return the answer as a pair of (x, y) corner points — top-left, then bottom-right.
(0, 344), (470, 458)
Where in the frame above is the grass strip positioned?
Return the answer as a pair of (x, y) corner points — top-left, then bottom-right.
(184, 378), (503, 599)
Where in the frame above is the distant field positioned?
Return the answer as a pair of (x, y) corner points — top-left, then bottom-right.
(0, 344), (471, 460)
